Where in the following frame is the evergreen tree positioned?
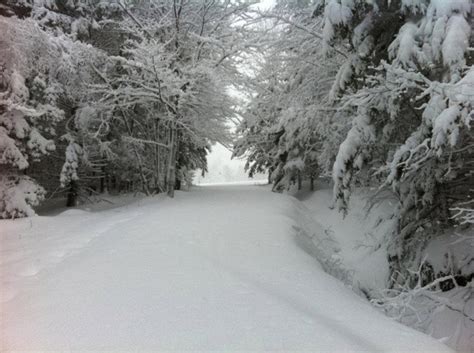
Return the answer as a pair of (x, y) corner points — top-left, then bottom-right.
(0, 17), (65, 217)
(235, 2), (344, 190)
(322, 0), (473, 282)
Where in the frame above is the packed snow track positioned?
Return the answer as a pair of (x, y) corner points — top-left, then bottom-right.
(0, 185), (452, 351)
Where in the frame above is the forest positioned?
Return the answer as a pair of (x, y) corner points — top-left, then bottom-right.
(0, 0), (473, 351)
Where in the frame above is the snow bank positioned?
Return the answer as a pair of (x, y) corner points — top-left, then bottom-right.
(295, 183), (396, 295)
(296, 181), (473, 352)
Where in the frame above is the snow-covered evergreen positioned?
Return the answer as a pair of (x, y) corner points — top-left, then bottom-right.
(0, 17), (65, 217)
(234, 2), (347, 191)
(323, 0), (473, 281)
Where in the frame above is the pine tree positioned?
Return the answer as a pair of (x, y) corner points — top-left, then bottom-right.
(0, 17), (65, 218)
(322, 0), (473, 282)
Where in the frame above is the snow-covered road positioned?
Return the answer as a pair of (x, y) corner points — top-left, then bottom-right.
(1, 185), (452, 351)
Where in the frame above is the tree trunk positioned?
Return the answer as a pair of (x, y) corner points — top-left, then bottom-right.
(66, 180), (78, 207)
(100, 167), (106, 193)
(175, 174), (182, 191)
(120, 109), (150, 196)
(153, 119), (161, 193)
(167, 125), (178, 198)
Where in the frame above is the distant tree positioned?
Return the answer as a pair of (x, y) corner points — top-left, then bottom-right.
(234, 2), (345, 190)
(89, 0), (256, 197)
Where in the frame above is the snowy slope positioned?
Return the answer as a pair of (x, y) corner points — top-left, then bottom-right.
(0, 185), (453, 351)
(296, 182), (473, 352)
(294, 183), (396, 294)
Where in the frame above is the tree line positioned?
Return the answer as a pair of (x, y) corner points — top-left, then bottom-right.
(235, 0), (473, 288)
(0, 0), (260, 217)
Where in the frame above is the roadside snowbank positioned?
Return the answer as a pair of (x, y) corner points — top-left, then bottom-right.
(296, 182), (473, 352)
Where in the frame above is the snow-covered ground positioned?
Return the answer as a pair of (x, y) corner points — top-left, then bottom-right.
(1, 185), (453, 351)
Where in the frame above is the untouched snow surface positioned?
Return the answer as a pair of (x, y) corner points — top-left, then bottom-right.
(1, 185), (453, 351)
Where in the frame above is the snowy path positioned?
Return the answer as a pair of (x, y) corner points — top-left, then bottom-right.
(1, 185), (452, 351)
